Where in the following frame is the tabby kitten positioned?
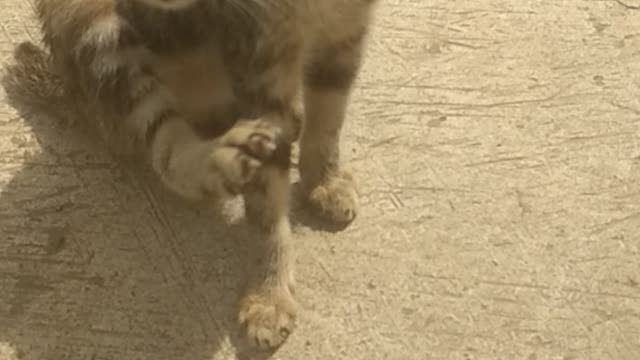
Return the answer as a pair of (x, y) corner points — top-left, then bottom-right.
(6, 0), (377, 350)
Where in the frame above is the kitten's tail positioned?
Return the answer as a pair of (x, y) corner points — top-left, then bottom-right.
(2, 41), (75, 122)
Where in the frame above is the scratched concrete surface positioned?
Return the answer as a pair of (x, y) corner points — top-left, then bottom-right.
(1, 1), (640, 359)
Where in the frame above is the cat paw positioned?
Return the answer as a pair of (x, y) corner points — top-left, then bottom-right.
(238, 288), (298, 350)
(304, 171), (359, 225)
(211, 119), (283, 195)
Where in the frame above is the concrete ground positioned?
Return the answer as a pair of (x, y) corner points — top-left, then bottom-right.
(1, 0), (640, 359)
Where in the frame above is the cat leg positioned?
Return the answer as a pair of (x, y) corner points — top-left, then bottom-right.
(231, 41), (302, 351)
(240, 160), (297, 349)
(300, 32), (368, 225)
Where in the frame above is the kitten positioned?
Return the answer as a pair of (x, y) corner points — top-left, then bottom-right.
(4, 0), (377, 350)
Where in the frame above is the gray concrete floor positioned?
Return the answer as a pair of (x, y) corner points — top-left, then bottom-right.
(1, 1), (640, 359)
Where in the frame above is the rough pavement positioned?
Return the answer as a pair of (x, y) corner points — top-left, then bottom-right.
(1, 1), (640, 359)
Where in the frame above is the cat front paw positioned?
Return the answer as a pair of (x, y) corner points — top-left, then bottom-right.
(304, 171), (359, 225)
(238, 287), (298, 350)
(209, 119), (285, 196)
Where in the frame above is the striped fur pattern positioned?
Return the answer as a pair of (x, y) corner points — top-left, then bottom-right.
(8, 0), (378, 350)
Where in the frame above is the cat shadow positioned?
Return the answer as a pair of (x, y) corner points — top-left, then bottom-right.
(0, 65), (291, 360)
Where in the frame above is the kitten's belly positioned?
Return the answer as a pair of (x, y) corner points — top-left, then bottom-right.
(151, 44), (235, 129)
